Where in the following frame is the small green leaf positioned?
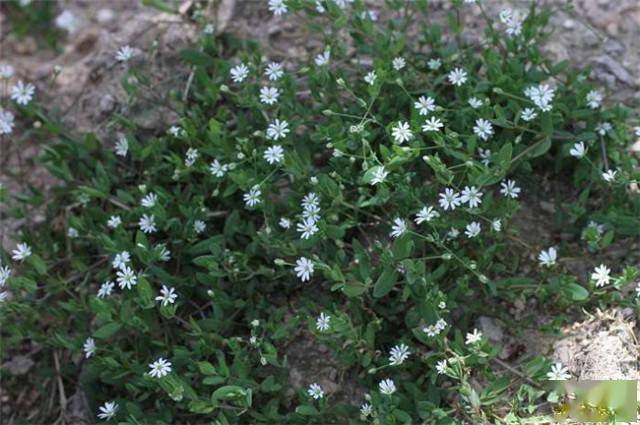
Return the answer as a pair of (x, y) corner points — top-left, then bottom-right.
(373, 268), (398, 298)
(93, 322), (122, 339)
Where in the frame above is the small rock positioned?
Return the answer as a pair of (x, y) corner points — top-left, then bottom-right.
(99, 94), (115, 114)
(96, 8), (115, 24)
(477, 316), (504, 343)
(592, 55), (635, 85)
(603, 38), (624, 55)
(2, 355), (35, 375)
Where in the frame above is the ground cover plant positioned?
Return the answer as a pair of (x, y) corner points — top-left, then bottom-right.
(1, 0), (639, 424)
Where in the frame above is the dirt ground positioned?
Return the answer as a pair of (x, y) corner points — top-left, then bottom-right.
(1, 0), (639, 423)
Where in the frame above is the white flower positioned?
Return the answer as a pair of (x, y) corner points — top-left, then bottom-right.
(268, 0), (288, 16)
(297, 217), (319, 239)
(635, 282), (640, 298)
(83, 337), (96, 358)
(316, 312), (330, 332)
(148, 357), (172, 378)
(438, 188), (461, 211)
(500, 179), (521, 198)
(569, 141), (586, 158)
(521, 107), (537, 122)
(302, 204), (321, 222)
(97, 281), (115, 298)
(389, 344), (410, 365)
(210, 159), (228, 177)
(259, 86), (280, 105)
(156, 245), (171, 262)
(423, 322), (444, 337)
(55, 10), (77, 32)
(390, 217), (408, 238)
(360, 403), (372, 417)
(538, 247), (557, 267)
(314, 50), (330, 66)
(364, 71), (377, 85)
(460, 186), (483, 208)
(465, 328), (483, 345)
(10, 80), (35, 105)
(116, 266), (137, 290)
(427, 58), (441, 70)
(468, 97), (483, 109)
(473, 118), (494, 141)
(141, 193), (158, 208)
(302, 193), (319, 209)
(155, 285), (178, 306)
(591, 264), (611, 287)
(415, 206), (439, 224)
(435, 359), (447, 375)
(230, 63), (249, 83)
(0, 63), (14, 79)
(379, 378), (396, 395)
(602, 169), (616, 183)
(185, 148), (199, 167)
(422, 116), (443, 132)
(0, 266), (11, 287)
(524, 84), (555, 111)
(115, 45), (135, 62)
(307, 383), (324, 400)
(139, 214), (157, 233)
(500, 9), (522, 36)
(635, 127), (640, 137)
(596, 122), (612, 135)
(11, 243), (32, 261)
(360, 10), (378, 20)
(264, 145), (284, 164)
(478, 148), (491, 166)
(112, 251), (130, 270)
(465, 222), (481, 238)
(448, 227), (459, 239)
(107, 215), (121, 229)
(448, 68), (468, 86)
(586, 90), (603, 109)
(243, 185), (261, 208)
(370, 166), (388, 185)
(194, 220), (206, 234)
(115, 136), (128, 157)
(295, 257), (314, 282)
(168, 125), (184, 137)
(97, 401), (119, 421)
(547, 362), (571, 380)
(203, 24), (215, 34)
(265, 62), (284, 81)
(0, 108), (15, 135)
(0, 291), (7, 303)
(267, 119), (290, 140)
(392, 57), (406, 70)
(67, 227), (79, 238)
(414, 96), (436, 116)
(391, 121), (413, 144)
(279, 217), (291, 229)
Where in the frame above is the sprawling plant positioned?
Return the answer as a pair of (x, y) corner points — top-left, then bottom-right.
(1, 0), (639, 424)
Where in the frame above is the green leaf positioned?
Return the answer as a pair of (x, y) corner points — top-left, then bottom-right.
(198, 361), (217, 375)
(27, 255), (47, 275)
(342, 282), (368, 297)
(295, 405), (319, 416)
(563, 282), (589, 301)
(93, 322), (122, 339)
(181, 49), (215, 68)
(212, 385), (246, 400)
(373, 268), (398, 298)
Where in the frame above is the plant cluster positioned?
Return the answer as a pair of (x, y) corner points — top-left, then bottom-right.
(1, 0), (639, 424)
